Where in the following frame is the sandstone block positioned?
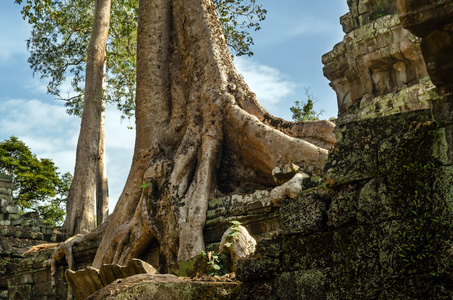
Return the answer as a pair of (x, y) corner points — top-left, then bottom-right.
(11, 219), (23, 226)
(126, 258), (157, 276)
(270, 173), (309, 206)
(65, 267), (103, 300)
(0, 199), (12, 207)
(67, 259), (158, 299)
(0, 220), (11, 226)
(219, 225), (256, 272)
(0, 174), (12, 182)
(272, 163), (300, 185)
(0, 187), (11, 197)
(7, 213), (20, 221)
(280, 188), (330, 235)
(1, 206), (18, 214)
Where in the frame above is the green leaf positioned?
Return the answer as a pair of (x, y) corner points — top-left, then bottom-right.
(140, 182), (152, 189)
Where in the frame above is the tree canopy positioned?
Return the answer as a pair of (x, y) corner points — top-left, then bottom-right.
(0, 136), (72, 226)
(19, 0), (267, 119)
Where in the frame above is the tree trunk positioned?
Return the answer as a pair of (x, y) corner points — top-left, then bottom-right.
(96, 61), (109, 227)
(64, 0), (111, 235)
(96, 100), (109, 227)
(92, 0), (335, 270)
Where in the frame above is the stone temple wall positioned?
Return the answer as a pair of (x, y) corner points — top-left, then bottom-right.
(236, 0), (453, 298)
(0, 174), (68, 299)
(0, 174), (61, 234)
(322, 0), (437, 125)
(0, 175), (17, 226)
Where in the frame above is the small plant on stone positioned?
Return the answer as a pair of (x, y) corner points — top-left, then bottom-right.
(202, 251), (227, 277)
(203, 220), (242, 277)
(223, 220), (242, 248)
(372, 0), (388, 19)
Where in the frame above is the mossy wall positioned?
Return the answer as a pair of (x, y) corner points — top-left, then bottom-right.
(237, 109), (453, 299)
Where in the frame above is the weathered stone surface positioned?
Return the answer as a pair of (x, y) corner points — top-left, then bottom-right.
(124, 258), (158, 278)
(86, 274), (240, 300)
(397, 0), (453, 97)
(0, 226), (45, 241)
(98, 264), (126, 287)
(22, 212), (39, 219)
(66, 267), (103, 300)
(396, 0), (453, 37)
(271, 163), (300, 185)
(238, 106), (453, 298)
(66, 258), (158, 299)
(280, 187), (330, 235)
(219, 225), (256, 272)
(274, 270), (326, 300)
(0, 189), (11, 198)
(101, 258), (159, 282)
(0, 200), (11, 207)
(270, 173), (309, 206)
(324, 109), (434, 184)
(323, 9), (432, 124)
(7, 250), (67, 300)
(341, 0), (397, 34)
(5, 236), (98, 300)
(204, 190), (281, 246)
(0, 207), (17, 215)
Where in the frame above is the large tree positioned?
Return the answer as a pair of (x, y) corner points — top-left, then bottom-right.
(63, 0), (111, 235)
(92, 0), (335, 270)
(20, 0), (267, 232)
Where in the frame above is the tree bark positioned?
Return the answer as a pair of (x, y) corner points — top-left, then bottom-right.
(64, 0), (111, 235)
(93, 0), (335, 270)
(96, 101), (109, 227)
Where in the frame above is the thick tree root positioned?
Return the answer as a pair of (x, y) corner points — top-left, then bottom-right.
(91, 0), (336, 271)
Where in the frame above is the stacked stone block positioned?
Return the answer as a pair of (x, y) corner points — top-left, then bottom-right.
(0, 175), (18, 227)
(322, 0), (434, 124)
(0, 174), (60, 236)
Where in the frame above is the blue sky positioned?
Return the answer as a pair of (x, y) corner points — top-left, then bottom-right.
(0, 1), (348, 211)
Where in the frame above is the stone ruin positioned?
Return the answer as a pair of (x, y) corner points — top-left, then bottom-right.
(2, 0), (453, 298)
(0, 174), (67, 299)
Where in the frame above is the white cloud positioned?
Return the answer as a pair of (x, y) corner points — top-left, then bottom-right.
(234, 57), (299, 110)
(24, 78), (50, 95)
(0, 99), (77, 135)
